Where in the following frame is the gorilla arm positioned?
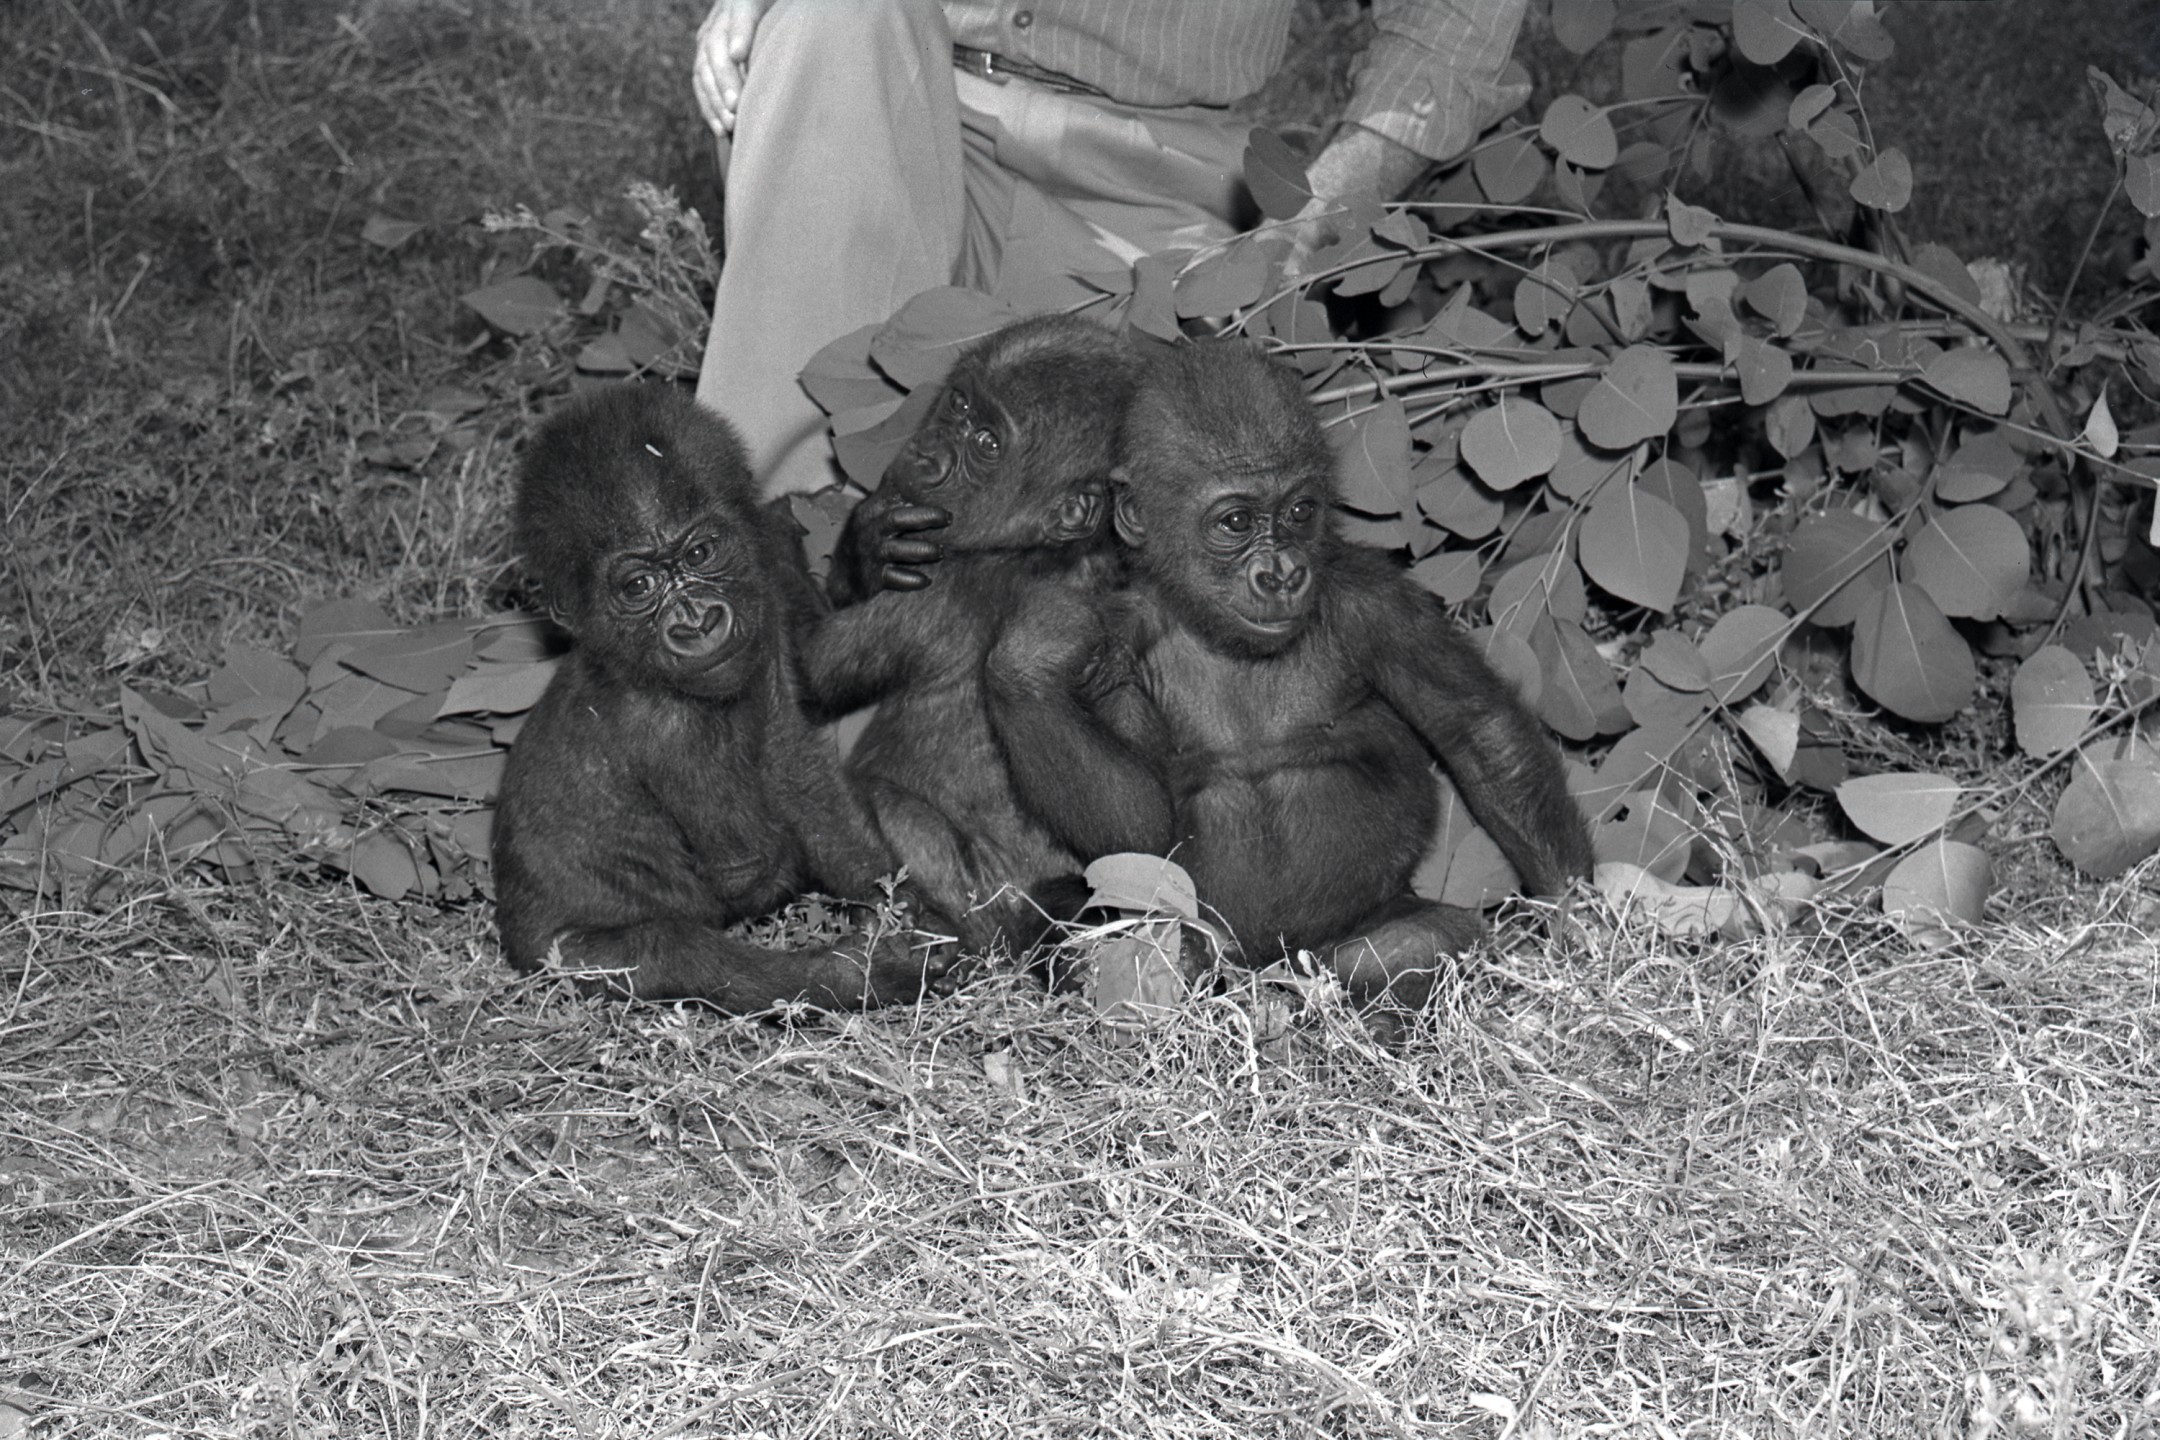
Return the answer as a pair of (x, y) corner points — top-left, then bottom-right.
(1347, 553), (1593, 896)
(985, 587), (1175, 863)
(798, 590), (929, 719)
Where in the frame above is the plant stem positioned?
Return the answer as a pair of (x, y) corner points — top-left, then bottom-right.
(2046, 169), (2125, 370)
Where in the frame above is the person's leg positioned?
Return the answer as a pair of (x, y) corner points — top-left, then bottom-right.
(952, 74), (1252, 307)
(696, 0), (964, 497)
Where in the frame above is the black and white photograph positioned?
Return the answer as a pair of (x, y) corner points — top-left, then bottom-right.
(3, 1), (2157, 1434)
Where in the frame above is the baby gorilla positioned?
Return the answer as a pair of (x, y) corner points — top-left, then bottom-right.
(804, 314), (1140, 954)
(493, 386), (948, 1011)
(990, 341), (1594, 1008)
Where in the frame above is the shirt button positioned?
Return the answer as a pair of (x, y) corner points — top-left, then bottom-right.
(1013, 9), (1033, 27)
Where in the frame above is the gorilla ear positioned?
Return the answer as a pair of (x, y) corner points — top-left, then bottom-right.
(532, 572), (582, 633)
(1110, 467), (1146, 549)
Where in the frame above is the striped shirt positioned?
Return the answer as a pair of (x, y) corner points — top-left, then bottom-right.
(944, 0), (1531, 163)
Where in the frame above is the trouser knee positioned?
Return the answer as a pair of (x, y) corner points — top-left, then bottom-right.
(744, 0), (954, 98)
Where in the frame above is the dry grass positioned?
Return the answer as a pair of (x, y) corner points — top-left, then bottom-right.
(0, 0), (715, 699)
(6, 882), (2159, 1436)
(6, 2), (2160, 1436)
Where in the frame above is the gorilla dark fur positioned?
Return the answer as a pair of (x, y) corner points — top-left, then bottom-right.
(989, 340), (1594, 1008)
(805, 313), (1141, 954)
(492, 385), (948, 1010)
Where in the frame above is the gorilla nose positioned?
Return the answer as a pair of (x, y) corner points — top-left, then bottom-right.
(1253, 556), (1310, 598)
(885, 446), (949, 493)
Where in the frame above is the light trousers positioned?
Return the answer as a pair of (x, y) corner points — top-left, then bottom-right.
(694, 0), (1251, 496)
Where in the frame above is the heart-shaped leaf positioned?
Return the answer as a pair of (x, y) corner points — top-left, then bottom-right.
(1173, 246), (1271, 319)
(341, 621), (475, 694)
(1667, 196), (1718, 248)
(1764, 393), (1816, 459)
(1512, 258), (1579, 335)
(1920, 346), (2012, 415)
(1417, 778), (1522, 908)
(1410, 550), (1485, 604)
(1416, 463), (1504, 539)
(1580, 483), (1688, 612)
(362, 215), (423, 251)
(2084, 388), (2120, 459)
(1577, 346), (1679, 449)
(1550, 0), (1617, 54)
(1594, 863), (1707, 936)
(1795, 0), (1896, 61)
(2051, 750), (2160, 878)
(460, 276), (565, 335)
(2011, 646), (2096, 758)
(1593, 788), (1695, 882)
(1733, 0), (1805, 64)
(1733, 707), (1797, 780)
(1335, 395), (1415, 516)
(1475, 133), (1548, 205)
(1243, 127), (1314, 221)
(1882, 840), (1991, 930)
(1850, 583), (1976, 723)
(1789, 84), (1836, 130)
(869, 287), (1022, 388)
(1850, 147), (1914, 212)
(1905, 503), (2030, 620)
(1741, 263), (1809, 336)
(1911, 242), (1983, 307)
(1083, 853), (1200, 921)
(1936, 429), (2021, 501)
(1540, 95), (1619, 169)
(1640, 631), (1711, 691)
(1460, 398), (1564, 489)
(1699, 604), (1787, 703)
(1783, 511), (1894, 627)
(1837, 771), (1959, 845)
(1531, 617), (1628, 741)
(1734, 334), (1795, 405)
(208, 647), (307, 710)
(1622, 669), (1711, 730)
(439, 659), (558, 718)
(2127, 153), (2160, 218)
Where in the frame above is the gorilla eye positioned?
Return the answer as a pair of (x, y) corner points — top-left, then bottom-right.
(970, 427), (1001, 460)
(946, 389), (971, 416)
(619, 571), (659, 604)
(1286, 499), (1319, 527)
(684, 538), (717, 570)
(1217, 509), (1254, 535)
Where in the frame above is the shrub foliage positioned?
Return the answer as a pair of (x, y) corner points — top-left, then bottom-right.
(7, 0), (2160, 933)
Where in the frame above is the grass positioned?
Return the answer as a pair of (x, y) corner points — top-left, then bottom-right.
(8, 884), (2158, 1435)
(4, 1), (2160, 1436)
(0, 0), (715, 698)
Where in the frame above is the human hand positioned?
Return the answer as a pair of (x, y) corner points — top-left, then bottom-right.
(1280, 123), (1429, 280)
(1279, 193), (1343, 284)
(692, 0), (777, 138)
